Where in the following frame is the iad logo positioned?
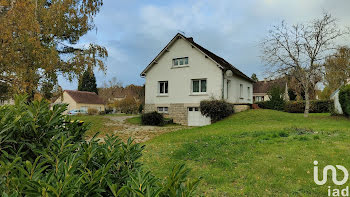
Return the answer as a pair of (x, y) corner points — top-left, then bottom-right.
(314, 161), (348, 185)
(314, 161), (350, 196)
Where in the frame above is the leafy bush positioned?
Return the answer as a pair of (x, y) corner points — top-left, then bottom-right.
(0, 95), (200, 196)
(141, 111), (165, 126)
(200, 99), (234, 122)
(255, 86), (285, 111)
(113, 96), (139, 114)
(284, 100), (332, 113)
(138, 103), (144, 113)
(88, 108), (98, 115)
(339, 84), (350, 116)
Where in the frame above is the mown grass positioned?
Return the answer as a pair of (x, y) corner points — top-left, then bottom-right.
(142, 109), (350, 196)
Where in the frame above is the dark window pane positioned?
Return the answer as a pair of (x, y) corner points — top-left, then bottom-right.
(189, 107), (193, 111)
(184, 57), (188, 64)
(195, 107), (199, 111)
(179, 59), (184, 65)
(165, 82), (168, 93)
(164, 107), (168, 112)
(160, 82), (164, 93)
(193, 80), (199, 92)
(174, 59), (178, 65)
(201, 80), (207, 92)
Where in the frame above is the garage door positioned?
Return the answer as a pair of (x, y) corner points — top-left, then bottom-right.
(187, 107), (211, 126)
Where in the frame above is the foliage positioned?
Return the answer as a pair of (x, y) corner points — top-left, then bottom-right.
(260, 13), (346, 117)
(251, 73), (258, 82)
(200, 100), (235, 122)
(138, 103), (144, 114)
(0, 82), (9, 101)
(255, 86), (285, 111)
(324, 47), (350, 92)
(78, 68), (98, 94)
(0, 0), (107, 99)
(141, 112), (165, 126)
(113, 96), (139, 114)
(267, 85), (285, 111)
(288, 88), (297, 101)
(88, 108), (99, 115)
(40, 80), (54, 100)
(339, 84), (350, 116)
(284, 100), (332, 113)
(0, 95), (200, 196)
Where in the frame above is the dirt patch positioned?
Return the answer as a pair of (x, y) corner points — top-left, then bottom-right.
(98, 115), (187, 143)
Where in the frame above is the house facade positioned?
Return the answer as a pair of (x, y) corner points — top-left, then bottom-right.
(141, 33), (254, 126)
(53, 90), (105, 114)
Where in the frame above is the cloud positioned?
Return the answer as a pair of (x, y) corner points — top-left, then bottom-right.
(58, 0), (350, 89)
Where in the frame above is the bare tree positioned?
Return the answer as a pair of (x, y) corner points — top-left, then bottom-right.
(261, 13), (347, 117)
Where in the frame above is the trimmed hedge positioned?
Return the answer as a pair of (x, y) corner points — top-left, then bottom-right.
(339, 84), (350, 116)
(200, 99), (234, 122)
(284, 100), (332, 113)
(141, 111), (165, 126)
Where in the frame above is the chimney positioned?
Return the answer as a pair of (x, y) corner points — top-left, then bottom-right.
(264, 78), (267, 83)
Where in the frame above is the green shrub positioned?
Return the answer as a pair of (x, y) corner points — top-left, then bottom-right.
(141, 111), (165, 126)
(255, 86), (285, 111)
(339, 85), (350, 116)
(200, 99), (234, 122)
(284, 100), (332, 113)
(0, 95), (200, 196)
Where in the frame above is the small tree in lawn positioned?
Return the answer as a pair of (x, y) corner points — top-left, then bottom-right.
(261, 13), (346, 117)
(78, 68), (98, 94)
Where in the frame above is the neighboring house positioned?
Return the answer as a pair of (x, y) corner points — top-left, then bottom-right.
(253, 79), (289, 102)
(53, 90), (105, 114)
(140, 33), (254, 126)
(330, 79), (350, 115)
(0, 98), (14, 106)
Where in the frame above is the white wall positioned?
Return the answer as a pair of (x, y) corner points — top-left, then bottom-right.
(144, 38), (223, 105)
(224, 74), (253, 104)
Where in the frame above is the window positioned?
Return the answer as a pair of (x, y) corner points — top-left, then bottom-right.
(159, 81), (168, 94)
(173, 57), (189, 66)
(192, 79), (207, 93)
(157, 107), (168, 113)
(247, 87), (251, 98)
(240, 84), (243, 98)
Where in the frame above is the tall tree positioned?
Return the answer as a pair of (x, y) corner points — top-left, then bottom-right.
(261, 13), (346, 117)
(78, 68), (98, 94)
(251, 73), (259, 82)
(0, 0), (107, 100)
(324, 46), (350, 92)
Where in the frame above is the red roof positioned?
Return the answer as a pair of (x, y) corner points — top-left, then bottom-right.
(65, 90), (104, 104)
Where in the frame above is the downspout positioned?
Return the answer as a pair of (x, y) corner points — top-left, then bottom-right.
(222, 70), (225, 100)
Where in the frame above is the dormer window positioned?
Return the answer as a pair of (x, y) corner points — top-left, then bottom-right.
(173, 57), (188, 67)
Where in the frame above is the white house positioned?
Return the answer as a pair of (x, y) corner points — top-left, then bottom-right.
(140, 33), (254, 126)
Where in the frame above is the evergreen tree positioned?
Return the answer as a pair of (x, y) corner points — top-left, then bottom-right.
(78, 68), (98, 94)
(251, 73), (258, 82)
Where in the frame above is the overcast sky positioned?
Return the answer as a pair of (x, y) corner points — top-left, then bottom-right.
(58, 0), (350, 90)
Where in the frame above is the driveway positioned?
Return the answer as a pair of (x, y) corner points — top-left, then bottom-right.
(101, 115), (187, 143)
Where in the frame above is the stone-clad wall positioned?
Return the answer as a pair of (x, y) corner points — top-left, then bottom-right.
(144, 103), (188, 125)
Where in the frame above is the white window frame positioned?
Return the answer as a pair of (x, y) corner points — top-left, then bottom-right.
(191, 79), (207, 94)
(158, 81), (168, 95)
(157, 107), (168, 113)
(173, 57), (189, 67)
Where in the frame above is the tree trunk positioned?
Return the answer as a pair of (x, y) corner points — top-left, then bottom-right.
(304, 89), (310, 117)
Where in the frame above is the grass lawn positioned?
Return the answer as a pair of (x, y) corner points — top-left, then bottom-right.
(71, 113), (133, 137)
(141, 109), (350, 196)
